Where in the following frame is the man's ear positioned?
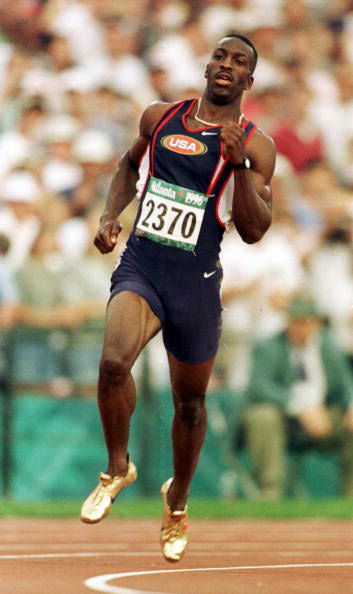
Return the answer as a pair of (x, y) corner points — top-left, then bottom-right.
(245, 75), (254, 90)
(204, 64), (209, 79)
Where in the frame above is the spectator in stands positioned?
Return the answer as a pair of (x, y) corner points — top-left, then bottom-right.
(272, 86), (325, 173)
(0, 97), (46, 178)
(48, 0), (106, 67)
(290, 159), (339, 234)
(147, 64), (176, 103)
(0, 49), (33, 118)
(70, 128), (116, 216)
(0, 169), (42, 271)
(0, 0), (51, 52)
(99, 20), (155, 109)
(307, 197), (353, 365)
(146, 15), (208, 97)
(88, 85), (132, 152)
(13, 222), (83, 397)
(311, 61), (353, 185)
(219, 177), (306, 390)
(0, 232), (18, 330)
(40, 112), (82, 196)
(242, 295), (353, 499)
(15, 223), (83, 329)
(59, 207), (113, 313)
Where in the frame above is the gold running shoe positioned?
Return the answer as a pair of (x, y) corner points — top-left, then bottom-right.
(160, 477), (188, 563)
(80, 459), (137, 524)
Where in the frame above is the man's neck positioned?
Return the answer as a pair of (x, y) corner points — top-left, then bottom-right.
(195, 96), (243, 126)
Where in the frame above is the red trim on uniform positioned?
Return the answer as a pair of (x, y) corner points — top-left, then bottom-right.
(245, 123), (256, 145)
(215, 168), (234, 227)
(220, 140), (227, 160)
(139, 142), (151, 200)
(206, 153), (222, 195)
(150, 102), (186, 175)
(182, 99), (220, 132)
(207, 157), (229, 196)
(241, 118), (257, 145)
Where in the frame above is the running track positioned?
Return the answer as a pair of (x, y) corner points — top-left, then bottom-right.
(1, 518), (353, 593)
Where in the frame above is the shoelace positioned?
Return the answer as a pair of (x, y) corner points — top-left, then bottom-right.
(93, 478), (113, 503)
(163, 514), (186, 540)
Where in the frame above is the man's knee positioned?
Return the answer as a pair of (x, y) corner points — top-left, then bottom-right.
(176, 394), (206, 428)
(99, 350), (131, 385)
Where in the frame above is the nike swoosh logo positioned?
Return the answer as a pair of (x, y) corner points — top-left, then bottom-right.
(204, 271), (217, 278)
(201, 132), (218, 136)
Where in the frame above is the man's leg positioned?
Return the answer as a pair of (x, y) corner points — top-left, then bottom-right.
(160, 352), (215, 562)
(98, 291), (161, 476)
(243, 403), (287, 499)
(166, 351), (215, 510)
(81, 290), (161, 523)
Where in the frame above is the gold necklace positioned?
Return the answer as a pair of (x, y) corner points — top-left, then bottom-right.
(194, 98), (243, 126)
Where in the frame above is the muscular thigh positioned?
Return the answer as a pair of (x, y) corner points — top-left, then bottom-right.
(103, 291), (161, 367)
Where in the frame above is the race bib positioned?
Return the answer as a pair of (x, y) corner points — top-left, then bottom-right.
(135, 177), (208, 251)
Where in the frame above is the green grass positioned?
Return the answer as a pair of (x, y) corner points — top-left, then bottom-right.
(1, 497), (353, 519)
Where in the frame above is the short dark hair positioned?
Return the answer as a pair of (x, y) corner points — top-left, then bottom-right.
(221, 33), (258, 73)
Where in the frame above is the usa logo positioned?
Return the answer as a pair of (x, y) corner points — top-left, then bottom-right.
(161, 134), (207, 156)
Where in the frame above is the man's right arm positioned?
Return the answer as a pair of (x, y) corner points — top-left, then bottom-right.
(94, 101), (173, 254)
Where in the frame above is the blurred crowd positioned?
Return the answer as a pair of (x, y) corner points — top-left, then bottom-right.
(0, 0), (353, 392)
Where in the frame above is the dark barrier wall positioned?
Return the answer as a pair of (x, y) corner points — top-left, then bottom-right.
(1, 390), (235, 501)
(0, 326), (342, 501)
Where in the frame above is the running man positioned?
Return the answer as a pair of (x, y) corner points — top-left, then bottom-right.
(81, 33), (276, 562)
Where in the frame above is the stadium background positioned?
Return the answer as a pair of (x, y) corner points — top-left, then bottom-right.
(0, 0), (353, 513)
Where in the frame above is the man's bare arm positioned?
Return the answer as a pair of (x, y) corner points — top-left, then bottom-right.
(94, 102), (173, 254)
(221, 124), (276, 244)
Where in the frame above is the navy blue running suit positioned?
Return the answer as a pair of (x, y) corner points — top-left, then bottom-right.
(110, 99), (256, 363)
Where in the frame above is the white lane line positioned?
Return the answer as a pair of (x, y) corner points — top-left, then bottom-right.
(0, 543), (129, 551)
(0, 551), (266, 561)
(0, 553), (116, 560)
(2, 550), (353, 561)
(84, 563), (353, 594)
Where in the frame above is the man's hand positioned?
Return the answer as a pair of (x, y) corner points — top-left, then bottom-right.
(297, 405), (332, 439)
(94, 218), (122, 254)
(220, 121), (246, 165)
(343, 408), (353, 433)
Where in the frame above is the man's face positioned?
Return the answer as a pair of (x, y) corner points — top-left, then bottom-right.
(286, 317), (321, 346)
(205, 37), (254, 104)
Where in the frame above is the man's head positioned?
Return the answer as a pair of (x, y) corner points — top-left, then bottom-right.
(205, 34), (257, 104)
(223, 34), (258, 73)
(285, 296), (323, 346)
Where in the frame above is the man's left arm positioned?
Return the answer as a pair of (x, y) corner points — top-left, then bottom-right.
(221, 124), (276, 243)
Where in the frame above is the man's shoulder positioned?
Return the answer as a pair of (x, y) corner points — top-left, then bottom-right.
(249, 125), (276, 153)
(245, 123), (276, 177)
(141, 100), (186, 136)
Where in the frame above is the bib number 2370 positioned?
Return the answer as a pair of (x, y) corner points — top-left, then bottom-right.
(135, 177), (208, 251)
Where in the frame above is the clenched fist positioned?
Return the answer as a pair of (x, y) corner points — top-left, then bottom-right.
(220, 121), (246, 166)
(94, 218), (122, 254)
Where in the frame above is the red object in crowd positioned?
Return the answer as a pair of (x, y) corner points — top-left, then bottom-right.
(272, 123), (324, 172)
